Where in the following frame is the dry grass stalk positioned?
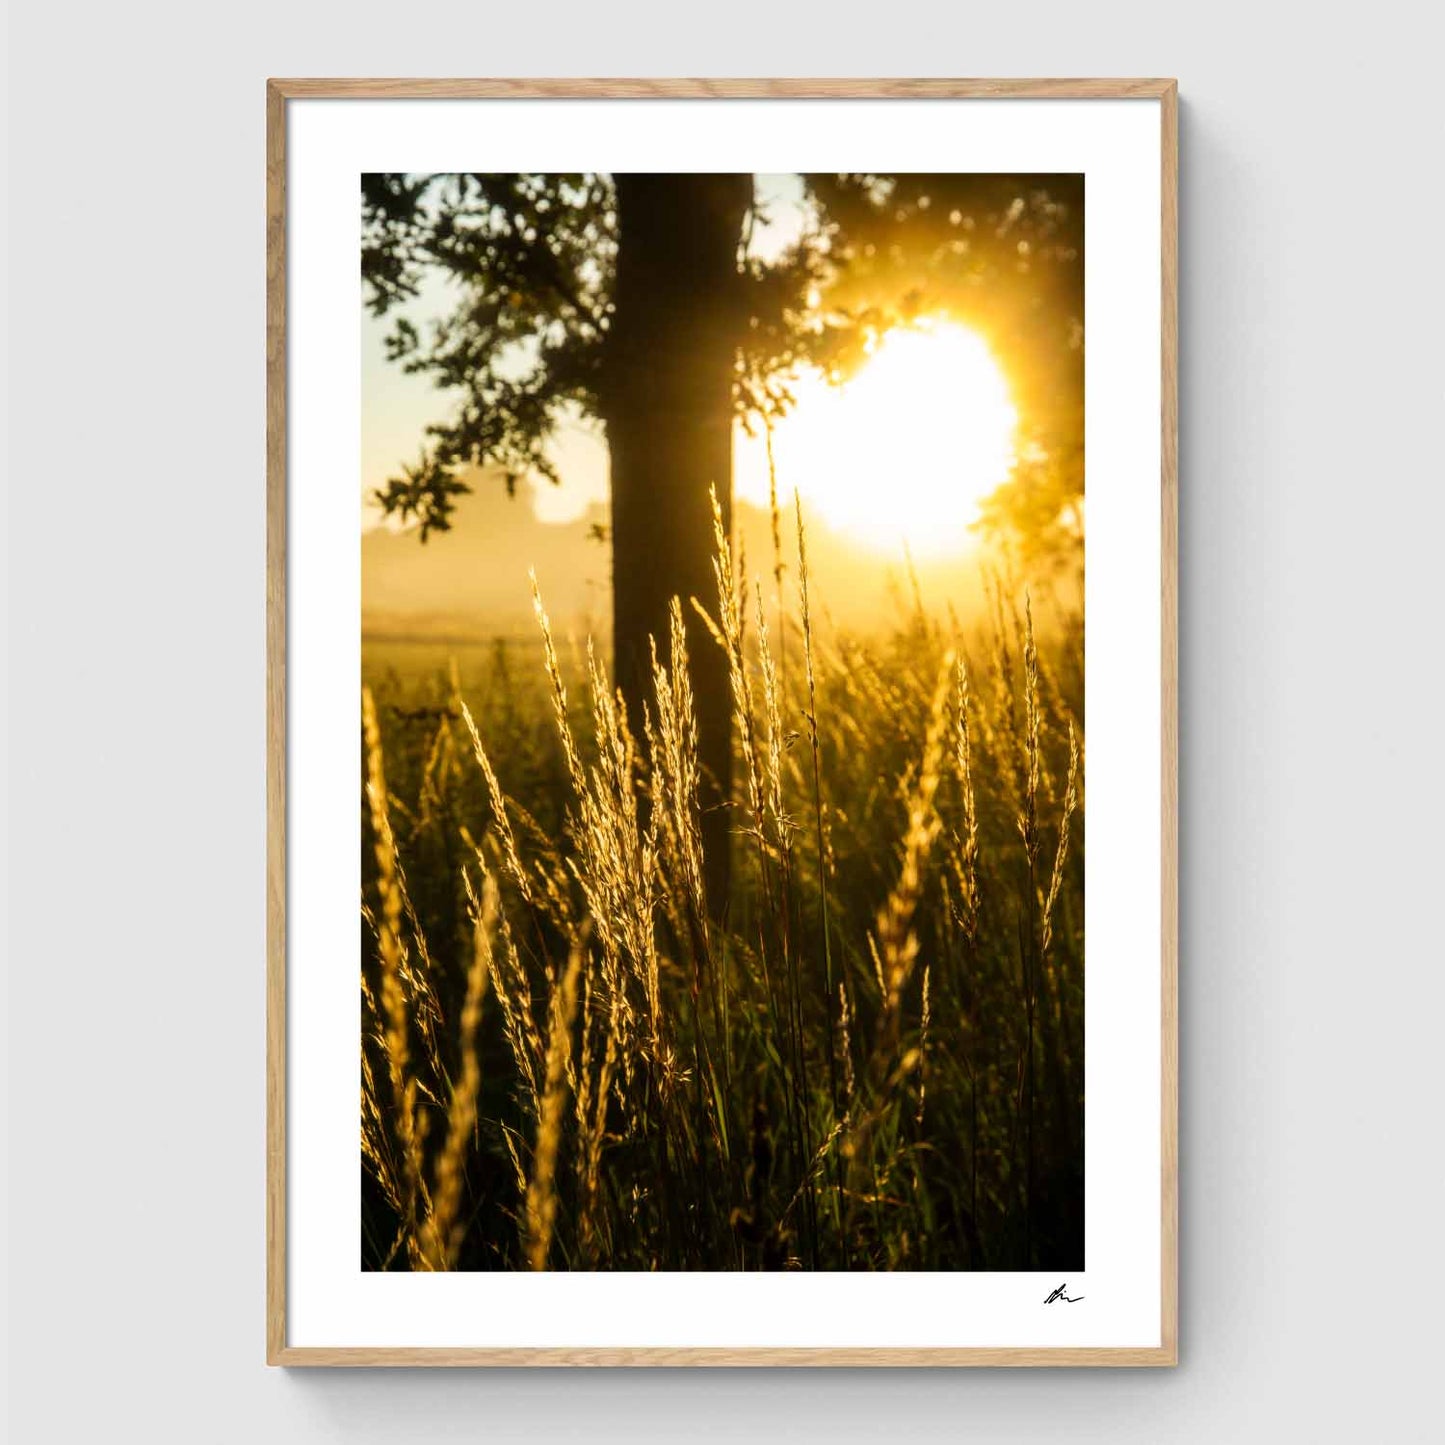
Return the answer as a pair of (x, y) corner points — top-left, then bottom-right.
(951, 655), (982, 943)
(531, 569), (587, 797)
(575, 957), (619, 1263)
(361, 686), (427, 1263)
(917, 962), (932, 1126)
(1040, 721), (1079, 961)
(1018, 594), (1043, 868)
(703, 485), (764, 836)
(754, 587), (790, 854)
(875, 654), (955, 1016)
(428, 872), (497, 1267)
(525, 934), (585, 1270)
(579, 638), (663, 1067)
(648, 599), (710, 959)
(460, 700), (534, 908)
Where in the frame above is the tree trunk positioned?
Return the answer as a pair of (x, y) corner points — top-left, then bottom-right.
(601, 174), (751, 909)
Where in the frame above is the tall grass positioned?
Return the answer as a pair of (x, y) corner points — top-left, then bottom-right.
(360, 503), (1084, 1271)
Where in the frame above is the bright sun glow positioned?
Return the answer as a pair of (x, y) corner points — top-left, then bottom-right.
(735, 322), (1018, 557)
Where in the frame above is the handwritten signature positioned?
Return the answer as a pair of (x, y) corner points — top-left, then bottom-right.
(1043, 1283), (1084, 1304)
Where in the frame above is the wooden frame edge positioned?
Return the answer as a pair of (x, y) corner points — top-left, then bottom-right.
(267, 77), (1177, 101)
(269, 1345), (1177, 1367)
(266, 76), (288, 1368)
(264, 77), (1180, 1368)
(1159, 79), (1180, 1368)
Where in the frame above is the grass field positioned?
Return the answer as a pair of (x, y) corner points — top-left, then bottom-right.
(360, 501), (1084, 1271)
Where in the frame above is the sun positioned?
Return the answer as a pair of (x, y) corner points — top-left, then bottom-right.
(735, 321), (1018, 556)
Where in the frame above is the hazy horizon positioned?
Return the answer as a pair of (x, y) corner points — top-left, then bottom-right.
(362, 463), (1005, 644)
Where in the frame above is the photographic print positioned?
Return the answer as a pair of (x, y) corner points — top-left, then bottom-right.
(270, 81), (1175, 1362)
(359, 170), (1085, 1274)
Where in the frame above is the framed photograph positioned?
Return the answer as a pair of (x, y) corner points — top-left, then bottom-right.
(267, 78), (1177, 1365)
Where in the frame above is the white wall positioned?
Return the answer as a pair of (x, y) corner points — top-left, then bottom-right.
(5, 4), (1441, 1439)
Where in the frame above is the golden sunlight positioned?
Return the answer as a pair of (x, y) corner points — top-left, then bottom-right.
(735, 322), (1018, 557)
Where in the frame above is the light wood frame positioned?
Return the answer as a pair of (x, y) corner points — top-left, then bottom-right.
(266, 77), (1178, 1366)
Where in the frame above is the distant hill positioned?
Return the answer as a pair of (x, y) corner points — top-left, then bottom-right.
(362, 467), (995, 645)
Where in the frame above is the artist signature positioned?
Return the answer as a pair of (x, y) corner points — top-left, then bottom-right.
(1043, 1283), (1084, 1304)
